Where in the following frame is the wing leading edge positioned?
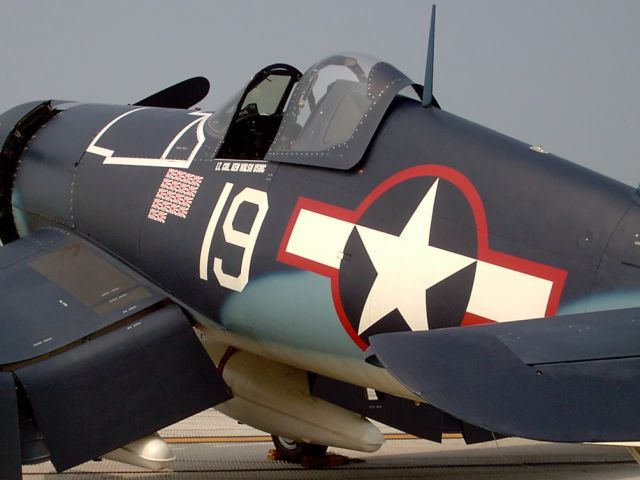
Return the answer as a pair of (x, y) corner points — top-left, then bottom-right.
(369, 308), (640, 443)
(0, 229), (230, 477)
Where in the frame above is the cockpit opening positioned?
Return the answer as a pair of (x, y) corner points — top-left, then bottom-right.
(206, 54), (416, 169)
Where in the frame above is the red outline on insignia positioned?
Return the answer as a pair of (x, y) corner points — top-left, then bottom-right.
(277, 165), (567, 351)
(461, 312), (493, 326)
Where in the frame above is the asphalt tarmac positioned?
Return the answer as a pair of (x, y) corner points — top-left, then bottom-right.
(22, 410), (640, 479)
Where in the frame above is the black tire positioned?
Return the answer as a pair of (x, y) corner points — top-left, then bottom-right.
(270, 435), (328, 462)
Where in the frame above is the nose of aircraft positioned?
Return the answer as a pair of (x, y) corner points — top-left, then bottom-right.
(0, 100), (57, 244)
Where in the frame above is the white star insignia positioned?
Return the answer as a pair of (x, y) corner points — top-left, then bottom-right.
(356, 179), (476, 334)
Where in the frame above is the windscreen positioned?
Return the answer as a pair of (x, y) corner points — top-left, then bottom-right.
(204, 64), (301, 160)
(204, 87), (243, 144)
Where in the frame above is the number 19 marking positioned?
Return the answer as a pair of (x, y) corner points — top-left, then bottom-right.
(199, 182), (269, 292)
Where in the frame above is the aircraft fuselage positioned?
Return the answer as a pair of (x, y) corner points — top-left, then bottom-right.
(8, 96), (640, 398)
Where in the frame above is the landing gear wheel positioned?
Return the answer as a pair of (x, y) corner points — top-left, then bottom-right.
(270, 435), (328, 463)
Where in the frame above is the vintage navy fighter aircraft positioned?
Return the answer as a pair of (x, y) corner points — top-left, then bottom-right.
(2, 7), (640, 478)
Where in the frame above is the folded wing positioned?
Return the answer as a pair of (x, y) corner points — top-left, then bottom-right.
(0, 229), (230, 477)
(369, 308), (640, 442)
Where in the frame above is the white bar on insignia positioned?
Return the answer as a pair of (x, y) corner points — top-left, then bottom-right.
(286, 210), (354, 269)
(467, 261), (553, 322)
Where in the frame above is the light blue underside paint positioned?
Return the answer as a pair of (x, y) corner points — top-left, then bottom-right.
(220, 271), (363, 358)
(11, 191), (29, 237)
(558, 291), (640, 315)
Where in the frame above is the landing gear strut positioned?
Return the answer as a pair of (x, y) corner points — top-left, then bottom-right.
(270, 435), (328, 463)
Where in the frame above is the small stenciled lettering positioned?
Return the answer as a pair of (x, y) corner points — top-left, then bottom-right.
(215, 160), (268, 174)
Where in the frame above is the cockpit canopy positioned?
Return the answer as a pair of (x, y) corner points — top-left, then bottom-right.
(206, 54), (416, 170)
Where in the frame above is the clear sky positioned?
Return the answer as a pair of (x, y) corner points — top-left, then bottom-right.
(1, 0), (639, 185)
